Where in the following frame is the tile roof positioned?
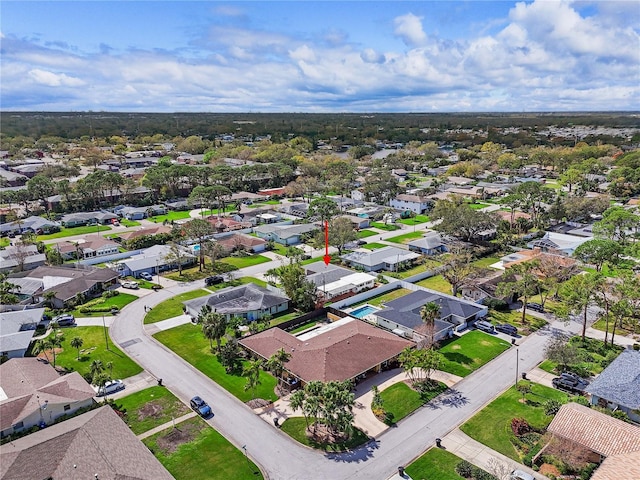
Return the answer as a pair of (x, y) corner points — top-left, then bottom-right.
(0, 406), (173, 480)
(240, 318), (413, 383)
(117, 225), (173, 241)
(585, 349), (640, 409)
(184, 283), (290, 315)
(591, 451), (640, 480)
(547, 402), (640, 457)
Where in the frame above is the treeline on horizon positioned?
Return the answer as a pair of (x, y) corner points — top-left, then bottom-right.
(1, 111), (639, 147)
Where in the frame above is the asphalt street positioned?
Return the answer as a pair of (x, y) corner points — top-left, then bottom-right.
(108, 252), (592, 480)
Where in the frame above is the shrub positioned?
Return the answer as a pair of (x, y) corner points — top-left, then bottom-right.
(511, 417), (532, 436)
(102, 290), (119, 299)
(543, 399), (563, 416)
(486, 298), (509, 311)
(633, 343), (639, 351)
(455, 460), (474, 478)
(472, 468), (497, 480)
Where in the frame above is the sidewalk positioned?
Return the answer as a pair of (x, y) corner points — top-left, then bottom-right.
(137, 411), (198, 440)
(144, 314), (192, 335)
(442, 429), (548, 480)
(525, 367), (555, 388)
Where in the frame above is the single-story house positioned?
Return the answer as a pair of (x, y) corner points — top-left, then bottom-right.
(305, 264), (377, 300)
(117, 224), (173, 242)
(0, 216), (60, 236)
(0, 406), (173, 479)
(443, 186), (485, 199)
(237, 208), (281, 226)
(0, 168), (28, 187)
(389, 194), (433, 214)
(407, 231), (447, 256)
(528, 232), (591, 256)
(0, 244), (46, 273)
(116, 205), (167, 220)
(239, 317), (413, 384)
(163, 198), (193, 211)
(56, 235), (120, 260)
(371, 289), (487, 342)
(61, 211), (118, 227)
(446, 176), (475, 185)
(547, 402), (640, 480)
(336, 214), (370, 229)
(341, 246), (421, 272)
(254, 223), (318, 245)
(206, 215), (252, 232)
(0, 358), (96, 438)
(0, 308), (46, 359)
(461, 271), (516, 304)
(184, 283), (290, 322)
(499, 248), (578, 274)
(114, 244), (195, 278)
(585, 349), (640, 423)
(257, 187), (286, 197)
(215, 232), (267, 253)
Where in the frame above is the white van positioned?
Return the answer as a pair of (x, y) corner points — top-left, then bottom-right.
(475, 320), (496, 334)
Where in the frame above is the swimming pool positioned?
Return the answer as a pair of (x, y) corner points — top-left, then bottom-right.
(350, 305), (379, 319)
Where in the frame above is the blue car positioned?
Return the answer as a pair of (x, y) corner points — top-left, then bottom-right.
(190, 396), (212, 417)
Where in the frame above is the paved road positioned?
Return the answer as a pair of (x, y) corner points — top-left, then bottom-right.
(109, 256), (588, 480)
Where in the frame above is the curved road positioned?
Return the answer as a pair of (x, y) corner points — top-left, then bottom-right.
(110, 261), (575, 479)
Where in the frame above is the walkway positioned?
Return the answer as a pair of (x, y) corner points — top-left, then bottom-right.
(144, 314), (192, 335)
(107, 371), (159, 400)
(137, 411), (198, 440)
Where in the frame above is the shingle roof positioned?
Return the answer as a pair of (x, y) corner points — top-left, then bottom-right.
(585, 349), (640, 409)
(341, 246), (420, 267)
(591, 451), (640, 480)
(547, 402), (640, 457)
(0, 406), (173, 480)
(240, 319), (413, 382)
(408, 231), (444, 250)
(184, 283), (290, 315)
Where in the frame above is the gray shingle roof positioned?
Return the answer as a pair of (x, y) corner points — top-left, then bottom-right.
(585, 349), (640, 409)
(184, 283), (289, 315)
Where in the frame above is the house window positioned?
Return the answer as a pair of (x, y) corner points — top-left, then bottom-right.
(64, 404), (71, 411)
(12, 422), (23, 430)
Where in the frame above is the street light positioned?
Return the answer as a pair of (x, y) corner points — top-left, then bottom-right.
(156, 258), (160, 285)
(515, 347), (519, 386)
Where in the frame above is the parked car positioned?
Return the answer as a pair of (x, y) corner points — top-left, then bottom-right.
(94, 379), (125, 396)
(53, 314), (75, 327)
(552, 372), (589, 394)
(510, 470), (534, 480)
(475, 320), (495, 334)
(205, 275), (224, 287)
(122, 281), (139, 289)
(139, 272), (153, 281)
(495, 324), (518, 336)
(526, 302), (544, 313)
(356, 239), (367, 245)
(190, 396), (212, 417)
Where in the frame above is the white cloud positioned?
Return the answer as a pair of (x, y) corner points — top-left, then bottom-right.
(289, 45), (316, 62)
(360, 48), (385, 64)
(393, 13), (427, 47)
(28, 69), (84, 87)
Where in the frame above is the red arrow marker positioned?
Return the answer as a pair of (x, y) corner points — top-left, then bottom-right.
(323, 220), (331, 265)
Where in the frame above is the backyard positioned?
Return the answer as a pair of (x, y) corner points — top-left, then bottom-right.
(143, 417), (263, 480)
(460, 382), (568, 461)
(351, 287), (412, 307)
(153, 323), (278, 403)
(39, 326), (142, 380)
(437, 331), (511, 377)
(144, 289), (210, 324)
(115, 386), (190, 435)
(416, 274), (452, 294)
(378, 381), (448, 425)
(396, 214), (430, 225)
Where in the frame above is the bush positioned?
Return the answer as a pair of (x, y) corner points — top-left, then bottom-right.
(523, 442), (544, 467)
(472, 468), (497, 480)
(102, 290), (119, 299)
(543, 399), (563, 416)
(455, 460), (474, 478)
(486, 298), (509, 311)
(633, 343), (639, 351)
(511, 417), (532, 436)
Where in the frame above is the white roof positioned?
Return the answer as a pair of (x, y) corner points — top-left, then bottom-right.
(342, 246), (420, 267)
(319, 272), (376, 295)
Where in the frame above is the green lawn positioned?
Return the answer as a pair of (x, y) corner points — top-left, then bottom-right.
(488, 309), (547, 334)
(279, 417), (370, 452)
(269, 310), (303, 326)
(120, 275), (161, 290)
(164, 259), (239, 282)
(537, 336), (623, 376)
(467, 202), (490, 210)
(0, 237), (9, 248)
(149, 210), (192, 223)
(386, 231), (425, 244)
(352, 288), (412, 307)
(406, 448), (466, 480)
(460, 383), (568, 461)
(385, 261), (437, 279)
(379, 381), (448, 425)
(219, 254), (271, 269)
(370, 222), (400, 231)
(472, 256), (500, 269)
(416, 275), (452, 294)
(144, 289), (210, 324)
(116, 386), (190, 435)
(289, 321), (318, 334)
(153, 323), (277, 402)
(356, 229), (378, 238)
(396, 214), (430, 225)
(70, 293), (138, 317)
(45, 326), (142, 380)
(38, 224), (113, 240)
(119, 218), (141, 227)
(437, 331), (511, 377)
(591, 316), (639, 336)
(143, 417), (263, 480)
(362, 242), (388, 250)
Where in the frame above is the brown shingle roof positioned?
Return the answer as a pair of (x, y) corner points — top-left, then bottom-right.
(591, 451), (640, 480)
(0, 406), (173, 480)
(118, 225), (172, 241)
(547, 403), (640, 457)
(240, 319), (413, 383)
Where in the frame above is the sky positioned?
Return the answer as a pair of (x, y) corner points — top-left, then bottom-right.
(1, 1), (639, 113)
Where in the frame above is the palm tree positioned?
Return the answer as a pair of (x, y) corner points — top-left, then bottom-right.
(32, 338), (52, 364)
(105, 361), (114, 377)
(48, 334), (63, 367)
(43, 291), (57, 309)
(266, 348), (292, 389)
(90, 359), (104, 380)
(242, 359), (263, 400)
(420, 301), (441, 347)
(289, 390), (309, 429)
(70, 336), (83, 360)
(201, 309), (227, 352)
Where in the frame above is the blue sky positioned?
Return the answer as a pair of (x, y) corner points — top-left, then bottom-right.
(2, 1), (639, 112)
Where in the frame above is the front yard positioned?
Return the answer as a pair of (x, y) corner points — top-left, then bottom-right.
(356, 229), (378, 238)
(149, 210), (192, 223)
(38, 224), (113, 241)
(143, 417), (263, 480)
(370, 222), (400, 231)
(69, 292), (138, 317)
(406, 448), (467, 480)
(39, 326), (142, 380)
(144, 289), (210, 324)
(537, 336), (623, 377)
(115, 386), (190, 435)
(279, 417), (370, 452)
(386, 231), (425, 244)
(378, 381), (448, 425)
(153, 323), (277, 403)
(219, 254), (271, 269)
(437, 331), (511, 377)
(488, 309), (547, 334)
(396, 214), (430, 225)
(460, 382), (568, 461)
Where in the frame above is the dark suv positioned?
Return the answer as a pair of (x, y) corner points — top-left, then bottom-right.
(526, 302), (544, 313)
(495, 324), (518, 336)
(205, 275), (224, 287)
(552, 372), (588, 394)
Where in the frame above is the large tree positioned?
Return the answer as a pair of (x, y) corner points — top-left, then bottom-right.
(593, 206), (639, 245)
(560, 272), (604, 342)
(323, 217), (358, 255)
(573, 239), (622, 272)
(184, 219), (214, 271)
(430, 196), (498, 242)
(439, 252), (478, 297)
(496, 261), (541, 324)
(308, 196), (340, 223)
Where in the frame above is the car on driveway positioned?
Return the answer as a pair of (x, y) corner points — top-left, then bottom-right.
(526, 302), (544, 313)
(205, 275), (224, 287)
(495, 323), (518, 336)
(53, 314), (75, 327)
(122, 281), (139, 289)
(190, 396), (212, 417)
(139, 272), (153, 281)
(475, 320), (495, 334)
(94, 379), (125, 396)
(552, 372), (589, 394)
(510, 470), (535, 480)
